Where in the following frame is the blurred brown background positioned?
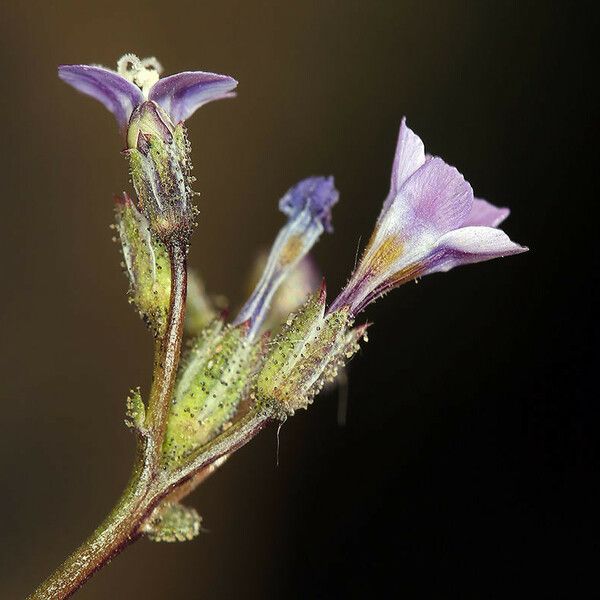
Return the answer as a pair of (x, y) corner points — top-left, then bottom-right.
(0, 1), (595, 598)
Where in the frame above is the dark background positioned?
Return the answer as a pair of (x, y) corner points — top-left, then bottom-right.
(0, 1), (596, 598)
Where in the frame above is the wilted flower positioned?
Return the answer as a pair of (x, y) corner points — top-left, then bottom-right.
(161, 175), (339, 463)
(329, 118), (527, 315)
(234, 176), (339, 340)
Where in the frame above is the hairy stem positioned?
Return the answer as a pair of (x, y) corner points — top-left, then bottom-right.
(145, 239), (188, 468)
(27, 456), (151, 600)
(28, 407), (273, 599)
(29, 239), (190, 599)
(28, 236), (280, 599)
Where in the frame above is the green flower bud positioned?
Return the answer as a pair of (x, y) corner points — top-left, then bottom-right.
(114, 193), (171, 336)
(126, 100), (193, 242)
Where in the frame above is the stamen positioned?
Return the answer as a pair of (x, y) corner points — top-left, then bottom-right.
(140, 56), (164, 75)
(117, 53), (142, 79)
(117, 53), (162, 98)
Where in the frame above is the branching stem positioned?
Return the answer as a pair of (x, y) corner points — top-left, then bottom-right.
(27, 238), (274, 600)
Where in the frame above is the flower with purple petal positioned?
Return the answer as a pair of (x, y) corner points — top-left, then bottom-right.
(329, 118), (527, 315)
(60, 54), (237, 243)
(58, 53), (237, 132)
(234, 176), (339, 340)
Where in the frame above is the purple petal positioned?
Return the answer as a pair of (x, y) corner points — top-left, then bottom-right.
(58, 65), (143, 130)
(279, 176), (339, 233)
(423, 226), (528, 274)
(379, 117), (426, 220)
(149, 71), (238, 123)
(398, 156), (473, 237)
(329, 157), (473, 315)
(463, 197), (510, 228)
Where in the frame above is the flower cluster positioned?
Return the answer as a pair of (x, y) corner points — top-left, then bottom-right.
(60, 53), (526, 475)
(22, 50), (528, 600)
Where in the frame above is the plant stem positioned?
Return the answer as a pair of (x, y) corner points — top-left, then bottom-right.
(28, 238), (277, 599)
(28, 407), (273, 599)
(29, 238), (190, 599)
(145, 239), (188, 469)
(168, 407), (273, 489)
(27, 457), (151, 600)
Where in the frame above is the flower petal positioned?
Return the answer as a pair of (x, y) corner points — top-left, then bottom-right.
(423, 226), (528, 274)
(464, 197), (510, 228)
(58, 65), (143, 130)
(149, 71), (238, 123)
(401, 157), (473, 235)
(379, 117), (426, 220)
(330, 157), (474, 314)
(373, 156), (473, 248)
(279, 176), (339, 233)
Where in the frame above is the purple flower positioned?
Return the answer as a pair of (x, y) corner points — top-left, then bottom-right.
(329, 118), (527, 315)
(58, 53), (237, 132)
(234, 176), (339, 340)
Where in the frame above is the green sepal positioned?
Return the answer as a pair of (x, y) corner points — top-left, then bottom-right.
(256, 287), (326, 409)
(162, 320), (263, 465)
(128, 117), (194, 242)
(257, 285), (365, 416)
(143, 502), (202, 543)
(304, 321), (368, 402)
(114, 195), (171, 337)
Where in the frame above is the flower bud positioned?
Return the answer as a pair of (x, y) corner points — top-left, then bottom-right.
(126, 100), (193, 242)
(114, 193), (171, 336)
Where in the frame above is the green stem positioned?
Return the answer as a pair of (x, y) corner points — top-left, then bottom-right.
(28, 239), (189, 599)
(28, 407), (273, 599)
(145, 240), (188, 468)
(27, 452), (151, 600)
(28, 238), (277, 599)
